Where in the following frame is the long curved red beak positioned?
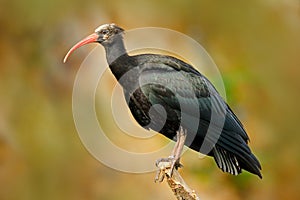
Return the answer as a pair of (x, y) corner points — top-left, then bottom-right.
(63, 33), (99, 63)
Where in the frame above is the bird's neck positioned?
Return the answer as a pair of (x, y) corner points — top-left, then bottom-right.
(104, 34), (136, 82)
(103, 34), (128, 65)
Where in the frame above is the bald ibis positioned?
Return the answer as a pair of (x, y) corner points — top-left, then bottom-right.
(64, 23), (262, 179)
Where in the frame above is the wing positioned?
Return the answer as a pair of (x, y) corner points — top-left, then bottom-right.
(137, 55), (232, 133)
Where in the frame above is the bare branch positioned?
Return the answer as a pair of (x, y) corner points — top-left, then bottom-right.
(156, 158), (200, 200)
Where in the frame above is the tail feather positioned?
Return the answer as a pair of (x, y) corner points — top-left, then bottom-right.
(213, 147), (241, 176)
(213, 145), (262, 178)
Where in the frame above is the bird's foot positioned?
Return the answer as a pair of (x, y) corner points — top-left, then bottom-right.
(154, 156), (183, 183)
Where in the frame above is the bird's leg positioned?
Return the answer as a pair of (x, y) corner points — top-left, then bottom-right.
(155, 127), (187, 182)
(170, 127), (186, 172)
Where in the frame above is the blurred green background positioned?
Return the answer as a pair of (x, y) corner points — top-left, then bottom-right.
(1, 0), (300, 199)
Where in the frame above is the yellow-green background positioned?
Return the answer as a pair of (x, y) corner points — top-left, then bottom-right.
(1, 0), (299, 199)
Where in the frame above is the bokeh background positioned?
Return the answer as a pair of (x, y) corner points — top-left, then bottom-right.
(1, 0), (300, 199)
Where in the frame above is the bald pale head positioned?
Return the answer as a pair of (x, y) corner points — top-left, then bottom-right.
(94, 23), (124, 43)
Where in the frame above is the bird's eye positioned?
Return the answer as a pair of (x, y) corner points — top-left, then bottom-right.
(101, 29), (109, 34)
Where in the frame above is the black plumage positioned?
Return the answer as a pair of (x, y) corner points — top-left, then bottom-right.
(64, 24), (262, 178)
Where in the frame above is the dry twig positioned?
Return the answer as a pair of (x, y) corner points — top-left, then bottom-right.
(155, 151), (200, 200)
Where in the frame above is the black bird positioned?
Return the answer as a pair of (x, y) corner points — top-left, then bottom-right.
(64, 23), (262, 179)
